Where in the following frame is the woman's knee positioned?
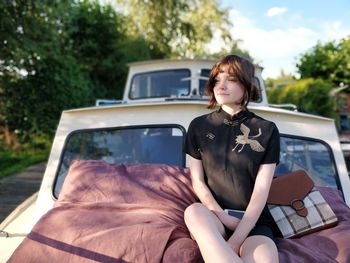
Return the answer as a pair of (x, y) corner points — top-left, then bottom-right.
(184, 203), (209, 226)
(240, 236), (279, 263)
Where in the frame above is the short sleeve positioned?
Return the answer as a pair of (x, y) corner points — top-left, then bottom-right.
(261, 123), (280, 165)
(185, 120), (202, 160)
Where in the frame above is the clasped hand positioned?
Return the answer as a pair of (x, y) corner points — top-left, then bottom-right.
(218, 211), (240, 231)
(217, 212), (242, 254)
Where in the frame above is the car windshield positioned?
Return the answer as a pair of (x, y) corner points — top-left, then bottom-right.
(53, 125), (185, 197)
(129, 69), (191, 99)
(53, 130), (340, 198)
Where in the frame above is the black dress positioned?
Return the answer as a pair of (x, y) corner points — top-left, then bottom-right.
(185, 108), (281, 239)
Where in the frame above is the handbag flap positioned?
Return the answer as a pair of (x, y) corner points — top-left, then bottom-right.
(267, 170), (314, 216)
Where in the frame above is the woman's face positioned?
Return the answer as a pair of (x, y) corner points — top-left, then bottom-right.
(213, 65), (244, 107)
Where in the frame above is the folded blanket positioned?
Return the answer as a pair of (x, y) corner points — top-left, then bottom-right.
(9, 160), (202, 263)
(8, 160), (350, 263)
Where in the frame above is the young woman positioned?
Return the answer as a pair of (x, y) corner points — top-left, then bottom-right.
(184, 55), (280, 263)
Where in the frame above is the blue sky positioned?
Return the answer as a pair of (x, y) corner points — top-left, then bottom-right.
(219, 0), (350, 78)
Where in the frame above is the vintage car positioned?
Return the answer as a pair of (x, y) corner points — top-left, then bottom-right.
(1, 59), (350, 262)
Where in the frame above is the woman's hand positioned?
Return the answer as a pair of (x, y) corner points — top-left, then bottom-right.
(215, 211), (240, 231)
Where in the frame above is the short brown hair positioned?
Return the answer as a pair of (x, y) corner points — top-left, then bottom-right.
(205, 54), (258, 109)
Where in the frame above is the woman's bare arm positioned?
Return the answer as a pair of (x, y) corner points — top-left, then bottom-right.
(188, 155), (240, 229)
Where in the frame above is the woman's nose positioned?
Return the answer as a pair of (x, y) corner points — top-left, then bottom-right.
(217, 80), (227, 89)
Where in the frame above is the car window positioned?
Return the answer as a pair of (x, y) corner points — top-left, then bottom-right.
(276, 135), (340, 189)
(129, 69), (190, 99)
(199, 69), (210, 96)
(53, 125), (185, 197)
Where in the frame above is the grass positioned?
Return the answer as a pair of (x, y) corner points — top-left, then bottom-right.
(0, 148), (50, 179)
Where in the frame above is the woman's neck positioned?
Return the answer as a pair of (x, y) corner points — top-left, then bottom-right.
(221, 104), (242, 116)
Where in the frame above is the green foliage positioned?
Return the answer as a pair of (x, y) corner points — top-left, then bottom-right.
(0, 147), (49, 179)
(268, 78), (335, 118)
(266, 71), (296, 109)
(0, 1), (91, 140)
(293, 37), (350, 119)
(297, 37), (350, 87)
(3, 55), (91, 138)
(116, 0), (234, 58)
(67, 1), (133, 99)
(0, 0), (153, 143)
(0, 131), (51, 179)
(265, 70), (296, 89)
(0, 0), (250, 150)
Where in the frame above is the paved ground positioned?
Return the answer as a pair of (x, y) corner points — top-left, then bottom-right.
(0, 162), (46, 223)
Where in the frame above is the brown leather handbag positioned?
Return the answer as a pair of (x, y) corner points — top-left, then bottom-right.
(267, 169), (338, 238)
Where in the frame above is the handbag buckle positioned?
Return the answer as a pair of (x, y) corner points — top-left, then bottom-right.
(290, 199), (308, 216)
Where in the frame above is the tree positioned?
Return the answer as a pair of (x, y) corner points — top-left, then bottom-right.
(297, 37), (350, 87)
(116, 0), (233, 58)
(66, 0), (146, 99)
(266, 71), (296, 109)
(268, 78), (335, 118)
(265, 70), (295, 89)
(0, 1), (91, 142)
(1, 1), (153, 145)
(0, 0), (253, 147)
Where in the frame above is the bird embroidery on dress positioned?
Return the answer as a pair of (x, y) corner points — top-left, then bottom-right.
(232, 123), (265, 153)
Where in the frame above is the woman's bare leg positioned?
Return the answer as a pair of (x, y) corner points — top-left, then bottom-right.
(184, 203), (242, 263)
(240, 235), (279, 263)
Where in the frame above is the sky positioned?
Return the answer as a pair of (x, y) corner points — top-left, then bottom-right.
(218, 0), (350, 79)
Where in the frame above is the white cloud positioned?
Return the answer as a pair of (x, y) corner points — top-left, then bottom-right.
(227, 10), (318, 78)
(319, 20), (350, 41)
(266, 7), (288, 17)
(207, 9), (350, 79)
